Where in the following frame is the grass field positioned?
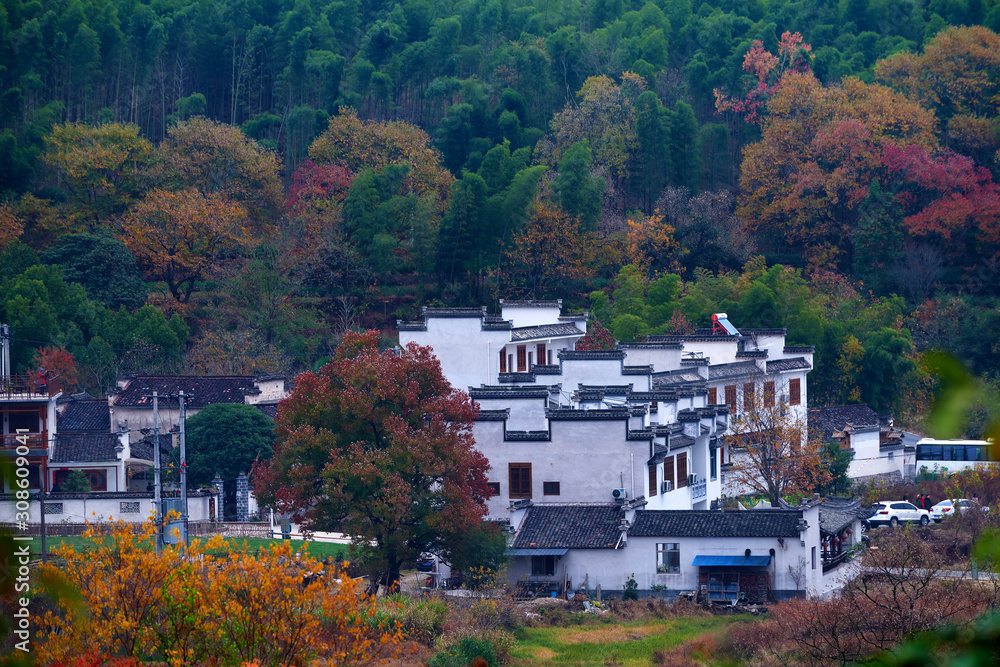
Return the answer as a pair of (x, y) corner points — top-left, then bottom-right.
(511, 616), (747, 666)
(29, 535), (348, 560)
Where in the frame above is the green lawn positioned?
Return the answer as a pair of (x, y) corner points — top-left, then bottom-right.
(512, 616), (747, 666)
(29, 535), (348, 560)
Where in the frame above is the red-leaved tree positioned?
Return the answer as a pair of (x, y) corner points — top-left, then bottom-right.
(253, 330), (490, 591)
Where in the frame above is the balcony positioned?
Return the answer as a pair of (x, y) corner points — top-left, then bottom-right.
(691, 478), (707, 500)
(0, 373), (61, 400)
(0, 432), (49, 453)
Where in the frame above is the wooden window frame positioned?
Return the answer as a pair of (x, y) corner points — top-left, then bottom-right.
(487, 482), (500, 497)
(499, 350), (506, 373)
(764, 381), (775, 407)
(649, 465), (658, 496)
(789, 378), (801, 406)
(537, 343), (547, 365)
(509, 462), (531, 498)
(708, 387), (717, 405)
(543, 481), (560, 496)
(677, 452), (688, 488)
(664, 456), (675, 490)
(724, 385), (737, 411)
(516, 345), (527, 372)
(743, 382), (755, 412)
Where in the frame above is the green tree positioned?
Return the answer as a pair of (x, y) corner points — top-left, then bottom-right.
(184, 403), (274, 520)
(40, 232), (147, 310)
(852, 180), (903, 296)
(62, 469), (92, 493)
(252, 330), (490, 591)
(551, 139), (604, 230)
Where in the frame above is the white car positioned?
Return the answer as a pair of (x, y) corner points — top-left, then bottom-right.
(868, 501), (931, 528)
(930, 498), (989, 522)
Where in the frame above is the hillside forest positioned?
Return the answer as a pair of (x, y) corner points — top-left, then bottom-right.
(2, 0), (1000, 428)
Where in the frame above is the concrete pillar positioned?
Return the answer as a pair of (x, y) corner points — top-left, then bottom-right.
(236, 471), (249, 522)
(211, 473), (224, 521)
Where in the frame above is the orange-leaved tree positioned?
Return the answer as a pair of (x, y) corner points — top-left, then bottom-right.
(41, 122), (155, 230)
(120, 188), (252, 302)
(724, 378), (831, 506)
(156, 117), (284, 227)
(0, 204), (23, 251)
(35, 517), (399, 665)
(32, 346), (78, 392)
(737, 71), (938, 268)
(497, 200), (596, 299)
(307, 108), (454, 214)
(253, 330), (490, 592)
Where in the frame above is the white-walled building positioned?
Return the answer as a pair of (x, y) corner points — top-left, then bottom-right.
(809, 405), (909, 483)
(397, 302), (814, 515)
(505, 497), (861, 601)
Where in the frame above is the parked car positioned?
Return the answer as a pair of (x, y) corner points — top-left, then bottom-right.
(416, 554), (436, 572)
(868, 501), (931, 528)
(930, 498), (990, 522)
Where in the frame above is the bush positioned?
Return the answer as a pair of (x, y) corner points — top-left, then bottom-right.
(622, 573), (639, 601)
(34, 517), (399, 665)
(379, 594), (448, 645)
(429, 636), (497, 667)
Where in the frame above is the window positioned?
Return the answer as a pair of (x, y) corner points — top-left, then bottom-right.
(664, 456), (675, 491)
(516, 345), (527, 372)
(43, 502), (63, 515)
(789, 378), (801, 406)
(708, 387), (717, 405)
(487, 482), (500, 497)
(120, 501), (140, 514)
(509, 463), (531, 498)
(85, 470), (108, 491)
(649, 465), (657, 496)
(499, 350), (507, 373)
(764, 381), (775, 407)
(547, 350), (553, 365)
(532, 555), (555, 576)
(528, 351), (533, 368)
(710, 446), (718, 481)
(9, 412), (39, 433)
(543, 481), (560, 496)
(657, 543), (680, 573)
(811, 546), (817, 569)
(724, 385), (737, 410)
(743, 382), (755, 411)
(537, 344), (546, 364)
(677, 452), (688, 488)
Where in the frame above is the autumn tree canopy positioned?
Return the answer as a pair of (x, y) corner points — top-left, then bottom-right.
(725, 379), (830, 506)
(253, 330), (490, 590)
(120, 188), (253, 302)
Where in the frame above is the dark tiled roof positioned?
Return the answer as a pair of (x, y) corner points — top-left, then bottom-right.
(512, 504), (625, 549)
(629, 510), (803, 538)
(651, 369), (704, 387)
(423, 307), (486, 318)
(616, 341), (684, 350)
(510, 323), (583, 341)
(500, 299), (562, 308)
(115, 377), (255, 408)
(766, 357), (811, 373)
(52, 433), (120, 463)
(469, 386), (550, 399)
(546, 407), (630, 420)
(784, 345), (815, 354)
(819, 509), (857, 535)
(558, 350), (626, 360)
(57, 391), (94, 404)
(474, 409), (510, 421)
(708, 361), (761, 380)
(58, 400), (110, 432)
(255, 404), (278, 419)
(129, 433), (173, 462)
(809, 404), (880, 441)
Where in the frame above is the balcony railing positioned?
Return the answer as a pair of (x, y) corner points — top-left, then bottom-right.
(0, 432), (49, 450)
(0, 373), (61, 399)
(691, 478), (707, 500)
(822, 550), (850, 573)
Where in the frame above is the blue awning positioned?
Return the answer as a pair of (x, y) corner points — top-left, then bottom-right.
(506, 548), (569, 556)
(692, 555), (771, 567)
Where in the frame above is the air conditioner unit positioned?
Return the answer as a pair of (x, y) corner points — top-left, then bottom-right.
(612, 488), (628, 500)
(778, 394), (789, 404)
(688, 474), (696, 485)
(661, 480), (672, 493)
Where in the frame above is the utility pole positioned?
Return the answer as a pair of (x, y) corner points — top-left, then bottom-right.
(153, 391), (161, 555)
(0, 323), (10, 378)
(179, 390), (188, 547)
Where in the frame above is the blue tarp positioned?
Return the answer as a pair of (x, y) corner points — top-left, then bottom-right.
(692, 555), (771, 567)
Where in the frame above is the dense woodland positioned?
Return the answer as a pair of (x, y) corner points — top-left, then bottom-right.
(2, 0), (1000, 428)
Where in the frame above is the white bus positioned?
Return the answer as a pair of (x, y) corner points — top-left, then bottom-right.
(915, 438), (997, 476)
